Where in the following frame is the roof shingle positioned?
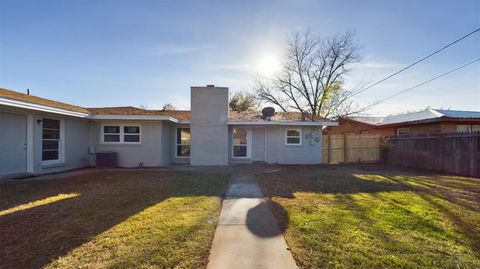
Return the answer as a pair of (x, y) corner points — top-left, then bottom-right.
(0, 88), (90, 114)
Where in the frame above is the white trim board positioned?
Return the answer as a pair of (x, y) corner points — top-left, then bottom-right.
(0, 97), (89, 118)
(88, 115), (179, 122)
(228, 121), (338, 126)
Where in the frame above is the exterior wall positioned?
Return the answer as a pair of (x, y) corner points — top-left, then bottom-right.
(333, 119), (480, 138)
(326, 119), (395, 137)
(33, 113), (91, 175)
(265, 126), (323, 164)
(190, 86), (229, 165)
(325, 119), (375, 135)
(0, 105), (91, 177)
(93, 120), (168, 167)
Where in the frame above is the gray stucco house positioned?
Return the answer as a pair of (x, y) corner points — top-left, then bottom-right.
(0, 85), (336, 178)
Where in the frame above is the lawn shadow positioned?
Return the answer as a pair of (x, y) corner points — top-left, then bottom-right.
(256, 163), (480, 262)
(258, 164), (413, 199)
(0, 170), (227, 269)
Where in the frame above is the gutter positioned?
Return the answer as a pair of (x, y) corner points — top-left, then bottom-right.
(227, 121), (338, 126)
(87, 114), (179, 122)
(0, 97), (90, 118)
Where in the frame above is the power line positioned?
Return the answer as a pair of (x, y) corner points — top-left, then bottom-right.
(368, 57), (480, 108)
(352, 27), (480, 97)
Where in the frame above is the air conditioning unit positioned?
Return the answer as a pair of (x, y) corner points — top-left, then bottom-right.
(95, 151), (118, 168)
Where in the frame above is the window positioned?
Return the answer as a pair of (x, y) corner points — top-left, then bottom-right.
(397, 127), (411, 136)
(233, 128), (248, 157)
(285, 128), (302, 145)
(102, 125), (141, 144)
(42, 118), (64, 163)
(124, 126), (140, 142)
(104, 126), (120, 142)
(457, 125), (480, 133)
(176, 128), (190, 157)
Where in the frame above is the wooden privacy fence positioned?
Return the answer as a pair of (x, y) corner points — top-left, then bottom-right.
(385, 133), (480, 177)
(323, 134), (381, 164)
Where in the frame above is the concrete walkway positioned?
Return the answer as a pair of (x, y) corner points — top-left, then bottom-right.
(207, 174), (298, 269)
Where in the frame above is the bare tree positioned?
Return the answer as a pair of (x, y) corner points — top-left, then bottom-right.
(229, 91), (259, 112)
(162, 103), (176, 111)
(256, 30), (363, 120)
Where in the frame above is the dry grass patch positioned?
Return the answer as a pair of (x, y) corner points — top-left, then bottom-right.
(0, 170), (228, 269)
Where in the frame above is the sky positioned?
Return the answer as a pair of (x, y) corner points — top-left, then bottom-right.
(0, 0), (479, 116)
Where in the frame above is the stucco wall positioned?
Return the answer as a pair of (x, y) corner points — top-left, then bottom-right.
(93, 120), (167, 167)
(265, 126), (323, 164)
(190, 86), (229, 165)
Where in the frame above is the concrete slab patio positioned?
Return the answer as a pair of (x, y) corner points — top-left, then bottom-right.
(207, 173), (298, 269)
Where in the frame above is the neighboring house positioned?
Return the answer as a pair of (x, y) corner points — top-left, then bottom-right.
(0, 86), (337, 178)
(325, 109), (480, 137)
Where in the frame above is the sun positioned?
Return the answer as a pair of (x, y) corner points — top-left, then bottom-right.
(255, 54), (281, 77)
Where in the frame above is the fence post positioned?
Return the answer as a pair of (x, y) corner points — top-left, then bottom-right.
(439, 134), (445, 172)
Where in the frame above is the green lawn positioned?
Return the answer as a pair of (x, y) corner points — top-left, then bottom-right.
(0, 170), (228, 269)
(257, 164), (480, 269)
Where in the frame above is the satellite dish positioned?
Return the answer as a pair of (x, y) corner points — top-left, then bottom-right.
(261, 107), (275, 119)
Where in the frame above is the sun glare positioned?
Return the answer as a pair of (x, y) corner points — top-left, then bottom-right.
(255, 54), (281, 77)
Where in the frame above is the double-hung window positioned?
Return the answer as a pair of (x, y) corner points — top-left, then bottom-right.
(176, 128), (190, 157)
(42, 118), (64, 163)
(124, 126), (140, 142)
(285, 128), (302, 145)
(102, 125), (141, 144)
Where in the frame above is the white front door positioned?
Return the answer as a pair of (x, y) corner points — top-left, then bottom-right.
(232, 127), (252, 159)
(0, 112), (27, 176)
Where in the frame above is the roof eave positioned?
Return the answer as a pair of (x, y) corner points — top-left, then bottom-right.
(227, 121), (338, 126)
(0, 97), (90, 118)
(87, 114), (179, 122)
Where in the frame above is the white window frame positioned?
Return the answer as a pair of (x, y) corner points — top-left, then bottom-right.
(232, 127), (251, 159)
(101, 124), (141, 144)
(41, 118), (65, 165)
(397, 127), (411, 136)
(175, 127), (190, 158)
(285, 128), (302, 146)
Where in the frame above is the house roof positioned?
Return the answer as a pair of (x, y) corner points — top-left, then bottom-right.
(0, 87), (90, 114)
(228, 111), (325, 122)
(1, 88), (334, 124)
(346, 109), (480, 126)
(88, 107), (323, 122)
(345, 116), (384, 125)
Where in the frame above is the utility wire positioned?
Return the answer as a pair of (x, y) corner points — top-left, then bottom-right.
(352, 28), (480, 97)
(367, 57), (480, 108)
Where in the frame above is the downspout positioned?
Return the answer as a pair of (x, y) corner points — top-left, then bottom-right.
(264, 127), (267, 163)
